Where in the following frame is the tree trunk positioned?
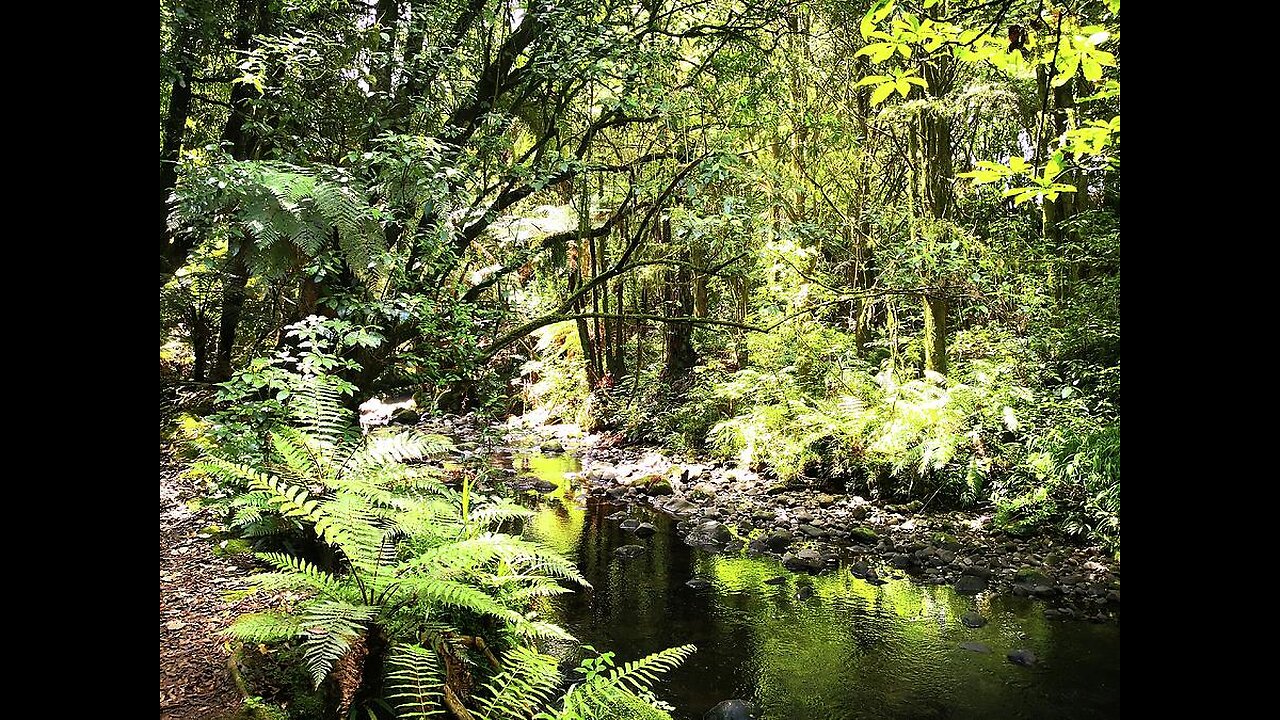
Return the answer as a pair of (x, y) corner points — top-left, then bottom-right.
(212, 241), (250, 381)
(190, 307), (211, 382)
(159, 62), (193, 284)
(662, 241), (697, 378)
(922, 294), (947, 376)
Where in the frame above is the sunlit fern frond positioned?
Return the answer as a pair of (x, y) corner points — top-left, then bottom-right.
(271, 427), (328, 482)
(288, 375), (353, 451)
(405, 533), (586, 587)
(299, 600), (374, 687)
(475, 645), (562, 720)
(363, 431), (453, 466)
(224, 612), (303, 643)
(558, 645), (696, 719)
(389, 575), (523, 625)
(385, 644), (446, 720)
(250, 552), (343, 597)
(468, 500), (534, 529)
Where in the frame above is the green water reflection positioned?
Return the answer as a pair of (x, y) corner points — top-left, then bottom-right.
(515, 453), (1120, 720)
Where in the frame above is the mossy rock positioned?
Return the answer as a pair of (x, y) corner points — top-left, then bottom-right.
(628, 473), (674, 496)
(1013, 567), (1048, 584)
(931, 532), (960, 549)
(850, 526), (879, 543)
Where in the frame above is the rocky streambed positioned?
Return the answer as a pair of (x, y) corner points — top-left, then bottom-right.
(508, 424), (1120, 624)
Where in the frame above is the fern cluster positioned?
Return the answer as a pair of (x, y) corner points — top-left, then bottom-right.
(199, 367), (693, 718)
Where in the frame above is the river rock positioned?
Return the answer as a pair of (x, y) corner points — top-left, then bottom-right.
(540, 439), (564, 452)
(954, 575), (988, 595)
(817, 493), (836, 507)
(620, 519), (640, 531)
(849, 526), (878, 543)
(959, 641), (991, 653)
(849, 504), (870, 520)
(689, 482), (718, 501)
(763, 576), (788, 585)
(764, 529), (792, 551)
(588, 467), (618, 482)
(1013, 567), (1047, 584)
(960, 611), (987, 628)
(962, 566), (994, 580)
(614, 544), (646, 559)
(666, 497), (699, 515)
(799, 523), (825, 538)
(686, 578), (712, 590)
(796, 585), (816, 601)
(634, 522), (657, 537)
(696, 520), (732, 543)
(705, 699), (759, 720)
(1007, 649), (1037, 667)
(782, 548), (824, 572)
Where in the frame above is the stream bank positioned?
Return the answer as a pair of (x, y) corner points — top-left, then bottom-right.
(478, 416), (1122, 623)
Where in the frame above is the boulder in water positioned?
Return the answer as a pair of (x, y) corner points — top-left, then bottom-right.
(705, 699), (759, 720)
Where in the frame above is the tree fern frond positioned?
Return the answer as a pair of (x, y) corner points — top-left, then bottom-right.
(476, 645), (562, 720)
(405, 534), (587, 587)
(300, 601), (373, 687)
(560, 645), (696, 717)
(514, 620), (575, 643)
(225, 612), (303, 643)
(468, 502), (534, 529)
(253, 552), (342, 596)
(390, 576), (522, 624)
(364, 432), (451, 466)
(385, 644), (446, 720)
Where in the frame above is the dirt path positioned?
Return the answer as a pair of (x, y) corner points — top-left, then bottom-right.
(160, 454), (266, 719)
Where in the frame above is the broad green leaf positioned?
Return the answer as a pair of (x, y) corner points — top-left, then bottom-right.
(854, 75), (891, 87)
(856, 43), (896, 62)
(870, 82), (896, 105)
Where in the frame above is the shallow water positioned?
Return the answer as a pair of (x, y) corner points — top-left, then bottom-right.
(512, 453), (1120, 720)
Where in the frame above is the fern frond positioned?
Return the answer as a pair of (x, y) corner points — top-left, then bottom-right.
(364, 432), (451, 466)
(476, 645), (561, 720)
(271, 427), (326, 482)
(406, 534), (587, 587)
(251, 552), (343, 596)
(468, 501), (534, 529)
(560, 645), (696, 718)
(390, 576), (522, 624)
(225, 612), (303, 643)
(385, 644), (446, 720)
(300, 600), (373, 687)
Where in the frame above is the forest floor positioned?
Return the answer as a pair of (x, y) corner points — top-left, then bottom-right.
(160, 451), (270, 720)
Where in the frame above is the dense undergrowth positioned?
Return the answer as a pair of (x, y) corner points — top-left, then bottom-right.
(525, 284), (1119, 554)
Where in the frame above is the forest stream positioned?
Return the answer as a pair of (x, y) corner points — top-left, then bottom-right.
(507, 451), (1120, 720)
